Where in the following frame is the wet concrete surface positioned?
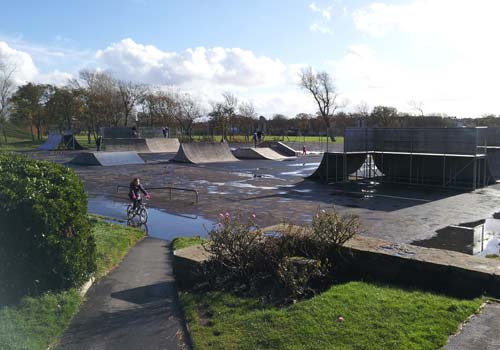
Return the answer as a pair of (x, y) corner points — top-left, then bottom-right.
(28, 150), (500, 248)
(444, 302), (500, 350)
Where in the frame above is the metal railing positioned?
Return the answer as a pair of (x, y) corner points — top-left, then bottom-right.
(116, 185), (199, 204)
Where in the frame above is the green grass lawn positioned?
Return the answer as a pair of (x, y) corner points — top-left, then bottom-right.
(0, 138), (43, 152)
(173, 238), (485, 350)
(181, 282), (484, 350)
(0, 218), (144, 350)
(172, 236), (207, 251)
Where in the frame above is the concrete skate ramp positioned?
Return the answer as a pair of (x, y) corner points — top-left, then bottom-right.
(372, 153), (495, 188)
(259, 141), (297, 156)
(70, 151), (145, 166)
(308, 152), (367, 182)
(173, 142), (238, 164)
(103, 138), (150, 152)
(38, 134), (84, 151)
(38, 134), (63, 150)
(145, 138), (180, 153)
(233, 147), (292, 160)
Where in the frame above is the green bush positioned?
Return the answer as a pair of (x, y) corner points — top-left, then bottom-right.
(0, 153), (96, 303)
(204, 209), (359, 300)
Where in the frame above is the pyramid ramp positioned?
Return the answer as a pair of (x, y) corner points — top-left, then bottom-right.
(70, 151), (145, 166)
(173, 142), (238, 164)
(145, 138), (180, 153)
(38, 134), (63, 150)
(233, 147), (293, 160)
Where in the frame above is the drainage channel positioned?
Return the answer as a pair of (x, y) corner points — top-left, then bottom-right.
(88, 196), (214, 241)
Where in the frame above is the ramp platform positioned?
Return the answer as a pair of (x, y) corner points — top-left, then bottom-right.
(173, 142), (238, 164)
(70, 151), (145, 166)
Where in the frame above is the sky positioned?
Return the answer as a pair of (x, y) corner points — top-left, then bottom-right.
(1, 0), (500, 118)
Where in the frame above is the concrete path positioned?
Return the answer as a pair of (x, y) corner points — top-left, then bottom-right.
(444, 302), (500, 350)
(57, 237), (190, 350)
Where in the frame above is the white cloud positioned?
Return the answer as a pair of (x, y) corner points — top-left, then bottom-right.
(95, 38), (291, 88)
(309, 2), (332, 20)
(0, 41), (38, 84)
(309, 23), (333, 35)
(93, 38), (314, 116)
(308, 2), (334, 34)
(343, 0), (500, 117)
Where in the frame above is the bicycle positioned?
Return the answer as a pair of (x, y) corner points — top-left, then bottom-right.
(127, 201), (148, 224)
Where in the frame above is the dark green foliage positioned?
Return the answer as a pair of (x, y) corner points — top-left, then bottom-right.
(0, 153), (96, 303)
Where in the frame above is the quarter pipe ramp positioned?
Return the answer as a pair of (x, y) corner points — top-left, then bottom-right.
(70, 151), (145, 166)
(308, 152), (368, 182)
(145, 138), (180, 153)
(233, 147), (293, 160)
(173, 142), (238, 164)
(103, 138), (180, 153)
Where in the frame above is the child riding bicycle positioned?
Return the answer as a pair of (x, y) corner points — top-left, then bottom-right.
(129, 177), (150, 210)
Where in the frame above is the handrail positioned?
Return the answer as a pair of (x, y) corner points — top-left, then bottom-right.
(116, 185), (198, 204)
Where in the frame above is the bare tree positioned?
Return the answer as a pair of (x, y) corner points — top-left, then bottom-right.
(408, 100), (425, 117)
(117, 80), (147, 126)
(238, 101), (257, 140)
(141, 88), (181, 128)
(0, 54), (16, 143)
(299, 67), (345, 140)
(76, 70), (121, 139)
(176, 93), (202, 140)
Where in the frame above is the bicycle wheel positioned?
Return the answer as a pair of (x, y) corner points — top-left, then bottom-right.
(138, 207), (148, 224)
(127, 204), (135, 220)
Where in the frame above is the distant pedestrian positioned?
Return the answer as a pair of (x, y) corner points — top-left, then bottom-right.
(96, 136), (102, 151)
(162, 127), (167, 138)
(257, 130), (263, 144)
(302, 145), (307, 156)
(252, 132), (258, 148)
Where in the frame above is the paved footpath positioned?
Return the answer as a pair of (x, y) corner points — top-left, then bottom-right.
(444, 302), (500, 350)
(57, 237), (190, 350)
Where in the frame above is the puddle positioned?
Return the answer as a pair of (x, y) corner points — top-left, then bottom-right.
(286, 162), (320, 167)
(88, 196), (214, 240)
(226, 181), (278, 190)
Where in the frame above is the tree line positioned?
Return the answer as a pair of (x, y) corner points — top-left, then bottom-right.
(1, 58), (500, 144)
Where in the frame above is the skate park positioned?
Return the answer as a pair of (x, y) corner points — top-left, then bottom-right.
(28, 126), (500, 258)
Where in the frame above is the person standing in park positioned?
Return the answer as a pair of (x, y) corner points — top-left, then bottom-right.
(252, 132), (258, 148)
(96, 136), (102, 151)
(257, 130), (263, 144)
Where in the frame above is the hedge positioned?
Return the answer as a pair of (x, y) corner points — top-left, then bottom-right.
(0, 153), (96, 304)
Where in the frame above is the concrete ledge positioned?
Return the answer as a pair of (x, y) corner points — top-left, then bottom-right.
(173, 225), (500, 297)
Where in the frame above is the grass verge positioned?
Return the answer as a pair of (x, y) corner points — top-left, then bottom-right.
(191, 135), (344, 143)
(0, 218), (144, 350)
(180, 281), (484, 350)
(172, 236), (206, 251)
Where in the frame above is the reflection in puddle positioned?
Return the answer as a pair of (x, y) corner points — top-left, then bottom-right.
(88, 196), (214, 240)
